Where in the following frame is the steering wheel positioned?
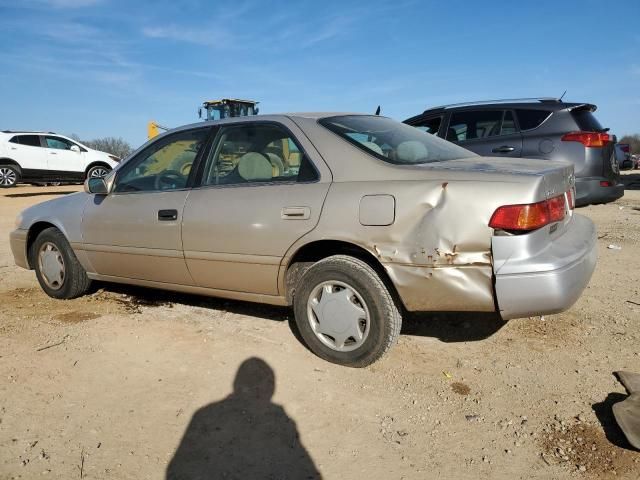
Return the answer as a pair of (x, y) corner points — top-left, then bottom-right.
(154, 170), (187, 190)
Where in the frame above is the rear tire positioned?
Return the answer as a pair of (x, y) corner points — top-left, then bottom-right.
(293, 255), (402, 367)
(30, 227), (92, 299)
(0, 165), (20, 188)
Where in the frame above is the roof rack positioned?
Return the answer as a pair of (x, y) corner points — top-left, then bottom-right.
(1, 130), (57, 134)
(425, 97), (561, 112)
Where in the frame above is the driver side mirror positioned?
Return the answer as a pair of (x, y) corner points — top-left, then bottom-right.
(70, 145), (81, 153)
(84, 177), (108, 195)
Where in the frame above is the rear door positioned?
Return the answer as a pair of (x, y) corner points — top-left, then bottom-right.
(6, 135), (47, 170)
(445, 109), (523, 157)
(181, 119), (331, 296)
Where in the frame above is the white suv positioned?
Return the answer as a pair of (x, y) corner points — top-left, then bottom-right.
(0, 131), (120, 188)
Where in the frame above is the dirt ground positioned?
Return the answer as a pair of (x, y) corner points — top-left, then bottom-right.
(1, 174), (639, 480)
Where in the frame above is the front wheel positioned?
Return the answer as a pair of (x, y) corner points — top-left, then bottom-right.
(293, 255), (402, 367)
(86, 165), (111, 179)
(0, 165), (20, 188)
(31, 227), (92, 299)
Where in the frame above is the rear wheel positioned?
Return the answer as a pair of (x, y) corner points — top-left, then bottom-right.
(31, 227), (92, 299)
(0, 165), (20, 188)
(293, 255), (402, 367)
(86, 165), (111, 179)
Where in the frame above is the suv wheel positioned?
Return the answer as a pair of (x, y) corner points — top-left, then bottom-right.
(0, 165), (20, 188)
(293, 255), (402, 367)
(86, 165), (110, 179)
(31, 227), (92, 299)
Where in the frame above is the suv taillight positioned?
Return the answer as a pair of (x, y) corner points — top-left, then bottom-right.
(489, 194), (566, 231)
(561, 131), (611, 148)
(620, 144), (630, 153)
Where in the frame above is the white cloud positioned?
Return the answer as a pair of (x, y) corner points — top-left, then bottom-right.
(142, 25), (234, 47)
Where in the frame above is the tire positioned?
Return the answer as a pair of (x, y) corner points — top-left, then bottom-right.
(86, 165), (111, 179)
(30, 227), (92, 299)
(0, 164), (20, 188)
(293, 255), (402, 367)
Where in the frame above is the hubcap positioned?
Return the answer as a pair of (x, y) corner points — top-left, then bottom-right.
(89, 167), (109, 178)
(0, 167), (17, 186)
(307, 281), (370, 352)
(38, 242), (65, 290)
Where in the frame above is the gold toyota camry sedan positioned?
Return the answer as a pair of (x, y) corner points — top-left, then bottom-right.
(10, 114), (597, 366)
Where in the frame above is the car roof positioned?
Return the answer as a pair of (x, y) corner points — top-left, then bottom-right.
(1, 130), (58, 135)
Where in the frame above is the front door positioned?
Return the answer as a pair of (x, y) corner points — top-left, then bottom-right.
(43, 135), (86, 175)
(182, 120), (331, 295)
(81, 127), (211, 284)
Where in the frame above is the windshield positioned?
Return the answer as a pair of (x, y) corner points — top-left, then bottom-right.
(319, 115), (476, 165)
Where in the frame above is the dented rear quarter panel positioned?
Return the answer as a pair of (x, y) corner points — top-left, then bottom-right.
(285, 116), (575, 312)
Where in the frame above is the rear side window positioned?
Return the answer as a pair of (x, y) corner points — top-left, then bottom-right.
(413, 116), (443, 135)
(515, 109), (551, 130)
(10, 135), (41, 147)
(446, 110), (504, 142)
(320, 115), (476, 165)
(571, 109), (604, 132)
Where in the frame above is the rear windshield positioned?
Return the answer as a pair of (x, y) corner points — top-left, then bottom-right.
(319, 115), (476, 165)
(571, 109), (604, 132)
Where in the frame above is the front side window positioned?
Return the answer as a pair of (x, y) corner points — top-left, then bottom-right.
(115, 128), (208, 193)
(10, 135), (41, 147)
(203, 123), (317, 186)
(413, 116), (443, 135)
(45, 136), (75, 150)
(320, 115), (476, 165)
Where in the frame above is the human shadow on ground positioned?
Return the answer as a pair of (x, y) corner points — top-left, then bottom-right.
(592, 392), (636, 451)
(166, 357), (321, 479)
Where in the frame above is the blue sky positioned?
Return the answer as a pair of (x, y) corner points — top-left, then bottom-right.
(0, 0), (638, 147)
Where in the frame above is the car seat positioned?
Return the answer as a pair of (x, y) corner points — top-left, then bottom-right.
(237, 152), (273, 182)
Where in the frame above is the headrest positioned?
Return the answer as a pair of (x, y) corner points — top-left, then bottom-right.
(396, 141), (428, 162)
(237, 152), (272, 181)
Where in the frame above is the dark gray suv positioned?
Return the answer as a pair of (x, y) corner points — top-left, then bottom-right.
(404, 98), (624, 206)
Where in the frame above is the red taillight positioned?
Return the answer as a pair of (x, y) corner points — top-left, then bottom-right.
(600, 180), (613, 187)
(620, 144), (630, 153)
(489, 194), (566, 231)
(561, 131), (611, 147)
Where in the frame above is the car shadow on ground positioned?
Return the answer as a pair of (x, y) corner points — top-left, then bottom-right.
(3, 190), (77, 198)
(592, 392), (636, 451)
(166, 357), (321, 479)
(621, 173), (640, 190)
(97, 282), (505, 343)
(402, 311), (506, 342)
(95, 282), (292, 323)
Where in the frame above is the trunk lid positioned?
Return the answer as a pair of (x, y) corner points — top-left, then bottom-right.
(421, 156), (574, 201)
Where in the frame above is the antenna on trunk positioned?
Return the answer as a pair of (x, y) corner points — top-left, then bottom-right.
(559, 90), (567, 102)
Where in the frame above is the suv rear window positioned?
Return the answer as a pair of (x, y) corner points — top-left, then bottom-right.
(320, 115), (476, 165)
(515, 109), (551, 130)
(9, 135), (41, 147)
(571, 109), (604, 132)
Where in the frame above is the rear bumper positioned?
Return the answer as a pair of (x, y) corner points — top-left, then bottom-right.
(575, 177), (624, 206)
(9, 228), (29, 269)
(492, 214), (597, 320)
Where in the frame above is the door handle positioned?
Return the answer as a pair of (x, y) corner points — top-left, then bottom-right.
(49, 151), (58, 155)
(281, 206), (310, 220)
(492, 145), (515, 153)
(158, 209), (178, 221)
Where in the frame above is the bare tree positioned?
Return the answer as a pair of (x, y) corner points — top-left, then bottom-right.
(69, 134), (133, 159)
(619, 134), (640, 154)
